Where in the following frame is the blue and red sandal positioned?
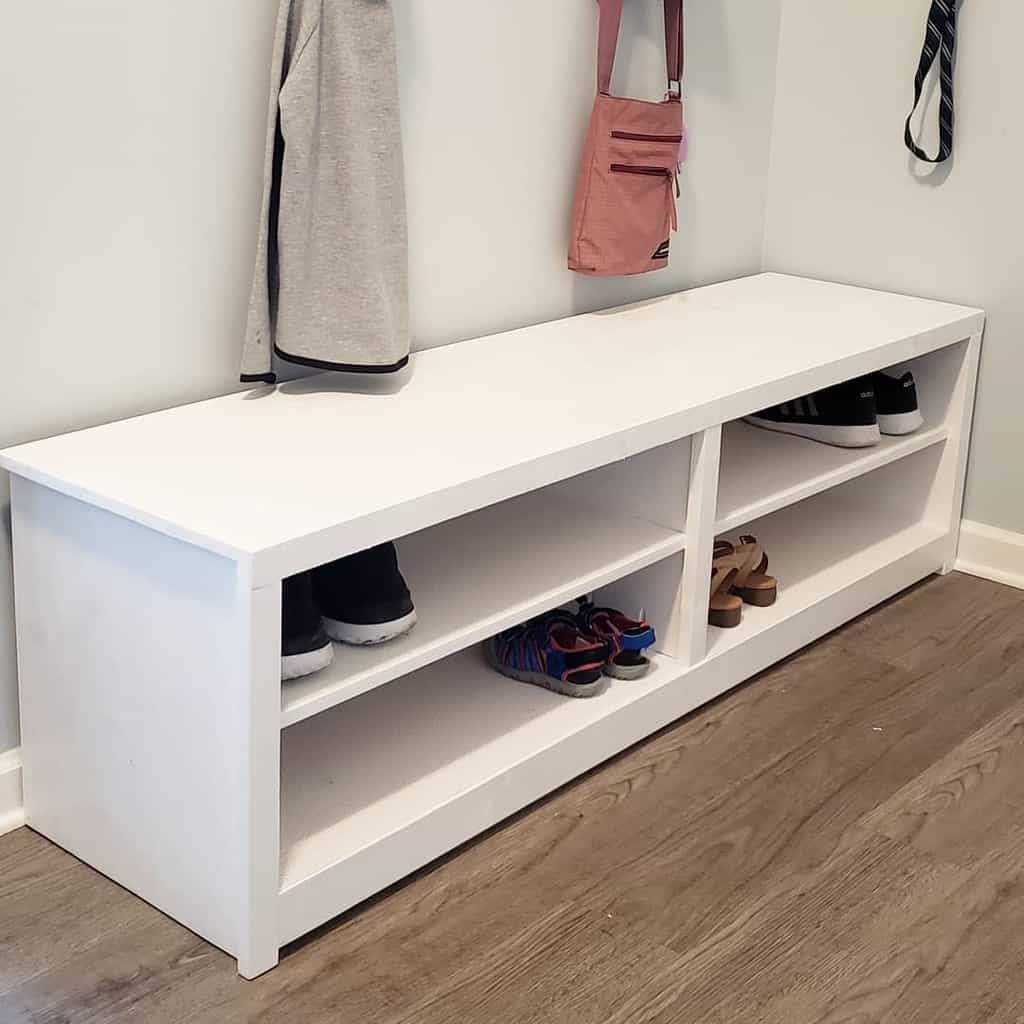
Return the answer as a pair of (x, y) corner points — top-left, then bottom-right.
(486, 612), (610, 698)
(576, 600), (656, 680)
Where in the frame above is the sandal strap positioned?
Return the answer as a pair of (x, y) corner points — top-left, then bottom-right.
(728, 540), (765, 587)
(713, 536), (770, 587)
(712, 540), (736, 575)
(737, 536), (767, 578)
(711, 564), (738, 597)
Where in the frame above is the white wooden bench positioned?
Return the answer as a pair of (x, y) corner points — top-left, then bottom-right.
(1, 273), (984, 977)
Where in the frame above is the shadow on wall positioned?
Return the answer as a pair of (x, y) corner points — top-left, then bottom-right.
(908, 147), (955, 188)
(0, 489), (18, 755)
(1, 502), (10, 564)
(242, 365), (415, 400)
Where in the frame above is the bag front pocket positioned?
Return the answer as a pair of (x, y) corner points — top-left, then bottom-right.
(610, 164), (675, 177)
(610, 164), (680, 201)
(609, 129), (685, 170)
(609, 164), (679, 244)
(610, 131), (683, 144)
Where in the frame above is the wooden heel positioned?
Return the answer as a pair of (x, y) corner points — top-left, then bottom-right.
(734, 582), (777, 607)
(709, 564), (743, 628)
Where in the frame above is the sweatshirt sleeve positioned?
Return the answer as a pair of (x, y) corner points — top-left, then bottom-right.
(240, 1), (315, 384)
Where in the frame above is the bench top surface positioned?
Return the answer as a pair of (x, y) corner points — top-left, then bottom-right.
(2, 274), (983, 564)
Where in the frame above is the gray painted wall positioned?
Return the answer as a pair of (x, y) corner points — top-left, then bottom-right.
(764, 0), (1020, 533)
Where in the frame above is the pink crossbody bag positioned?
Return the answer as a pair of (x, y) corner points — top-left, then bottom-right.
(569, 0), (685, 276)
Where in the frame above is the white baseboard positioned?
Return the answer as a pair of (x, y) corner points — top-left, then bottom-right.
(956, 520), (1024, 591)
(0, 747), (25, 837)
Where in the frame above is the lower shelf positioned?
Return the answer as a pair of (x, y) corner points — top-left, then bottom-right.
(280, 647), (684, 892)
(709, 442), (950, 659)
(707, 520), (948, 660)
(277, 528), (949, 946)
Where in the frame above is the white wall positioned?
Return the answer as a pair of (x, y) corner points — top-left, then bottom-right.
(763, 0), (1022, 534)
(0, 1), (782, 754)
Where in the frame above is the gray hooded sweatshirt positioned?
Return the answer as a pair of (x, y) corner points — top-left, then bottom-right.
(240, 0), (410, 383)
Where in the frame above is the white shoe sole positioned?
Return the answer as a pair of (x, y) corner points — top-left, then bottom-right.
(877, 410), (924, 436)
(743, 416), (881, 448)
(323, 609), (417, 646)
(281, 641), (334, 681)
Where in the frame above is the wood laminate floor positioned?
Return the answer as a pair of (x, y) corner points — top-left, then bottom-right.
(3, 572), (1024, 1023)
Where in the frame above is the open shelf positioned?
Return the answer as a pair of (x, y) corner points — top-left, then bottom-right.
(708, 448), (948, 660)
(279, 646), (685, 893)
(707, 520), (945, 660)
(280, 488), (685, 727)
(716, 420), (948, 533)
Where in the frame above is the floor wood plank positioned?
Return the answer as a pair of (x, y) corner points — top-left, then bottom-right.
(857, 699), (1024, 868)
(0, 828), (154, 996)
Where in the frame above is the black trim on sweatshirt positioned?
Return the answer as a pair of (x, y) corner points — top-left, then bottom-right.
(273, 345), (410, 375)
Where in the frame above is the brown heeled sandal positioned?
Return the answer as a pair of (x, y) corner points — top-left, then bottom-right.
(709, 563), (743, 628)
(715, 536), (778, 607)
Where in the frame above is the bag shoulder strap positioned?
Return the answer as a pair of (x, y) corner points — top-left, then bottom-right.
(904, 0), (959, 163)
(665, 0), (684, 93)
(598, 0), (685, 96)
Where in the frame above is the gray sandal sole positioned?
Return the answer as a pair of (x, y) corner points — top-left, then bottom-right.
(604, 656), (651, 681)
(485, 642), (608, 698)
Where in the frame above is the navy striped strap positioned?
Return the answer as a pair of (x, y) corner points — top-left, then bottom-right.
(905, 0), (959, 164)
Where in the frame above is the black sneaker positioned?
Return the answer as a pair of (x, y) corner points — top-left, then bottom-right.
(744, 378), (881, 448)
(313, 542), (417, 646)
(873, 370), (923, 436)
(282, 571), (334, 681)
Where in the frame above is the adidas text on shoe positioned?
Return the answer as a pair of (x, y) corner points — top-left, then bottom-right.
(873, 370), (924, 436)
